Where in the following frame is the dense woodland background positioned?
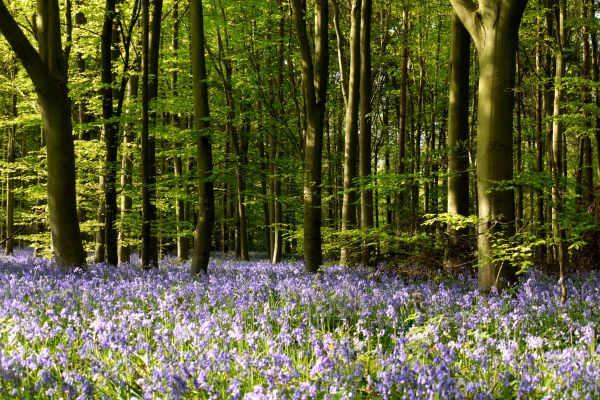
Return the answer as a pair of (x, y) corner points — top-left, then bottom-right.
(0, 0), (599, 290)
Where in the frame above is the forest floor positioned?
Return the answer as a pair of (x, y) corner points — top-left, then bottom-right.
(0, 249), (598, 399)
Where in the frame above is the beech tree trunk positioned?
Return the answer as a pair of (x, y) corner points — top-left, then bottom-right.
(118, 72), (137, 263)
(332, 0), (349, 108)
(216, 20), (249, 262)
(259, 138), (271, 256)
(141, 0), (162, 268)
(170, 4), (189, 260)
(359, 0), (374, 267)
(340, 0), (361, 266)
(446, 12), (470, 267)
(451, 0), (527, 291)
(551, 0), (568, 304)
(291, 0), (329, 272)
(269, 3), (285, 264)
(578, 0), (593, 205)
(396, 6), (409, 228)
(101, 0), (118, 266)
(94, 179), (106, 263)
(591, 1), (600, 184)
(0, 0), (86, 267)
(270, 139), (283, 263)
(534, 17), (546, 260)
(190, 0), (214, 275)
(5, 94), (16, 255)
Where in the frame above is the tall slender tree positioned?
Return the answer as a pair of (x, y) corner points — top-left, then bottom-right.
(550, 0), (568, 304)
(101, 0), (119, 266)
(450, 0), (528, 291)
(171, 2), (189, 261)
(0, 0), (86, 267)
(190, 0), (214, 275)
(359, 0), (374, 266)
(340, 0), (362, 266)
(141, 0), (162, 268)
(291, 0), (329, 272)
(5, 92), (16, 255)
(396, 5), (409, 228)
(446, 12), (471, 267)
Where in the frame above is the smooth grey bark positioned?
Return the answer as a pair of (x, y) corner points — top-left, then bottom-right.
(141, 0), (152, 267)
(269, 143), (283, 263)
(359, 0), (374, 267)
(118, 72), (137, 263)
(515, 58), (524, 231)
(451, 0), (527, 291)
(551, 0), (568, 305)
(94, 178), (106, 263)
(171, 3), (189, 260)
(215, 18), (249, 262)
(291, 0), (329, 273)
(332, 0), (349, 107)
(577, 0), (593, 205)
(5, 94), (16, 255)
(269, 2), (285, 264)
(0, 0), (86, 267)
(383, 89), (393, 226)
(535, 27), (545, 250)
(541, 0), (555, 264)
(259, 138), (271, 256)
(340, 0), (361, 266)
(190, 0), (214, 275)
(396, 6), (409, 227)
(173, 155), (189, 259)
(446, 12), (471, 267)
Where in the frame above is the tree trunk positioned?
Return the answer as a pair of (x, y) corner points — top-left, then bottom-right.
(578, 0), (593, 205)
(5, 94), (16, 255)
(551, 0), (568, 304)
(359, 0), (374, 267)
(515, 55), (524, 231)
(271, 144), (283, 263)
(452, 0), (527, 292)
(118, 65), (138, 264)
(340, 0), (361, 266)
(270, 4), (285, 264)
(217, 21), (249, 262)
(291, 0), (329, 272)
(412, 63), (424, 229)
(543, 0), (555, 266)
(141, 0), (162, 268)
(141, 0), (151, 267)
(233, 144), (249, 261)
(332, 0), (349, 107)
(534, 15), (546, 261)
(170, 4), (189, 260)
(446, 12), (470, 268)
(383, 88), (393, 226)
(0, 0), (86, 267)
(74, 8), (93, 141)
(591, 1), (600, 185)
(94, 177), (106, 263)
(174, 156), (189, 260)
(101, 0), (118, 266)
(260, 138), (271, 256)
(429, 21), (443, 216)
(396, 6), (409, 228)
(190, 0), (214, 275)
